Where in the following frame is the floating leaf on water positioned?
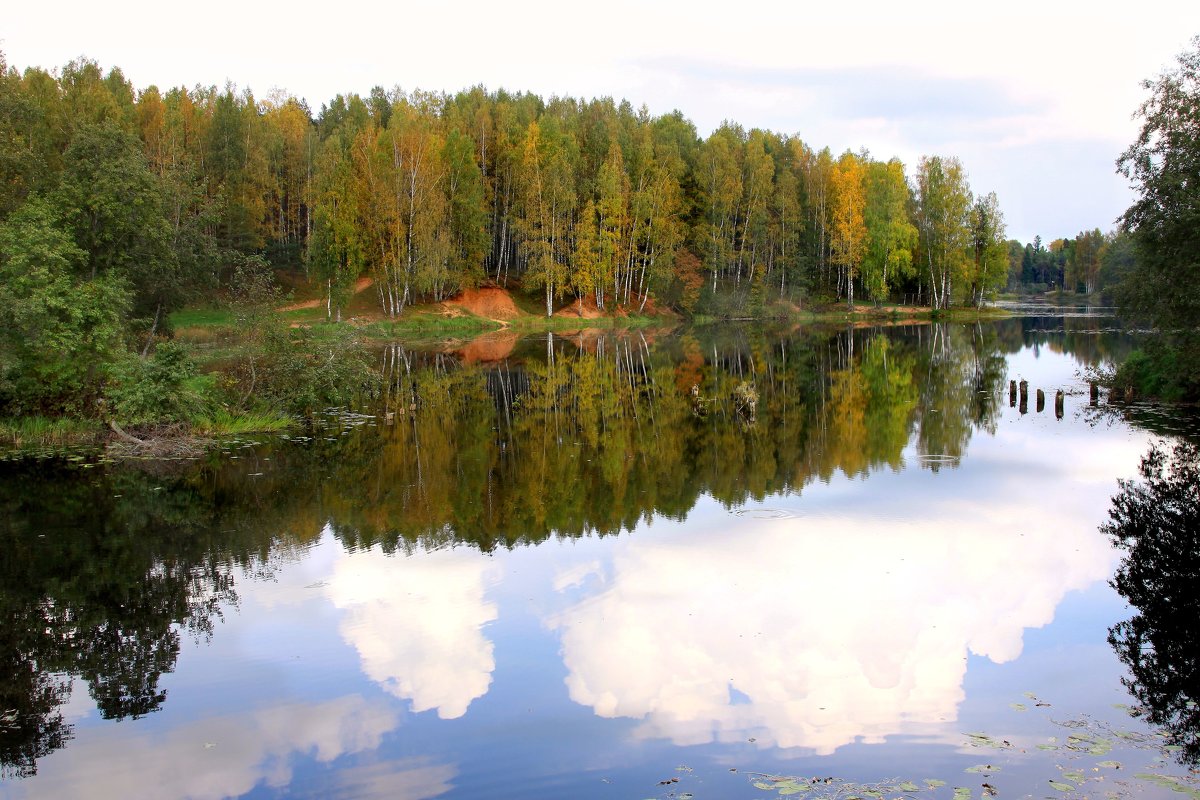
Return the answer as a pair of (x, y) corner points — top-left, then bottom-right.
(925, 780), (947, 788)
(1024, 692), (1038, 699)
(953, 786), (972, 800)
(1037, 744), (1060, 751)
(1063, 771), (1086, 782)
(966, 733), (1010, 749)
(898, 782), (920, 793)
(1096, 761), (1121, 769)
(754, 782), (777, 791)
(1011, 703), (1028, 712)
(1049, 781), (1076, 792)
(965, 765), (999, 775)
(1132, 774), (1200, 799)
(1164, 745), (1184, 752)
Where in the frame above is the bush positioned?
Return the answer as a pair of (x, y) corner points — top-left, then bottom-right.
(1110, 339), (1200, 402)
(234, 325), (379, 415)
(105, 341), (217, 424)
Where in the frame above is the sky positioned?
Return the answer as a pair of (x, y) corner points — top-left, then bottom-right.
(4, 0), (1199, 243)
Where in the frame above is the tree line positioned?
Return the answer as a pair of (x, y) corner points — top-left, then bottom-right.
(1002, 228), (1136, 297)
(0, 52), (1013, 321)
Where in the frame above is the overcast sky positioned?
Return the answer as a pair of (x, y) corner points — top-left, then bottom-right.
(5, 1), (1198, 242)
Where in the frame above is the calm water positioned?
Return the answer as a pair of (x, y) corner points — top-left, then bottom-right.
(2, 318), (1198, 800)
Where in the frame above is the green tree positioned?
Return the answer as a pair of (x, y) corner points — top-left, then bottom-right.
(968, 192), (1008, 306)
(913, 156), (972, 309)
(1116, 35), (1200, 398)
(0, 198), (129, 413)
(862, 158), (916, 304)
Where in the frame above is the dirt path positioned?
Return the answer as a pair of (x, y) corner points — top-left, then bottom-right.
(279, 276), (374, 312)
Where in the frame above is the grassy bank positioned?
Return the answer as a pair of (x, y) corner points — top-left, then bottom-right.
(0, 417), (106, 449)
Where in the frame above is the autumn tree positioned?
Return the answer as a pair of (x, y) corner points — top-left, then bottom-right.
(829, 151), (867, 306)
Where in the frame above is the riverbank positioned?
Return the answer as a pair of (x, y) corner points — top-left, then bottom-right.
(171, 288), (1012, 347)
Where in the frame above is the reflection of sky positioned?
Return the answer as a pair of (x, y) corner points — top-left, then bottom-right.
(547, 347), (1152, 755)
(0, 341), (1170, 798)
(6, 695), (420, 800)
(328, 545), (500, 720)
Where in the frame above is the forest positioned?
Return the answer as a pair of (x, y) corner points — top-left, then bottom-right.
(0, 51), (1017, 319)
(0, 50), (1028, 419)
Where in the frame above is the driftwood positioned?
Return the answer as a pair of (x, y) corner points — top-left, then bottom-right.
(108, 419), (148, 446)
(105, 421), (212, 459)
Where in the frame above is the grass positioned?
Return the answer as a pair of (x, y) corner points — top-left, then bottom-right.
(191, 410), (296, 436)
(355, 310), (503, 339)
(0, 416), (105, 448)
(508, 313), (662, 331)
(170, 307), (236, 328)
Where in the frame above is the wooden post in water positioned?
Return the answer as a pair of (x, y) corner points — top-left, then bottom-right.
(1090, 382), (1099, 406)
(1055, 390), (1064, 419)
(1009, 380), (1017, 407)
(1019, 379), (1028, 414)
(1036, 388), (1045, 413)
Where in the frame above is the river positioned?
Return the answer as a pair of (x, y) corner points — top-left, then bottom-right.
(2, 316), (1198, 800)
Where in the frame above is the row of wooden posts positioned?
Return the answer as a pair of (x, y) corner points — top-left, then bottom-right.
(1007, 379), (1089, 419)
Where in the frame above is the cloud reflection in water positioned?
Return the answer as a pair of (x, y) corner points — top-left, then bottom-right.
(549, 456), (1124, 754)
(328, 546), (499, 720)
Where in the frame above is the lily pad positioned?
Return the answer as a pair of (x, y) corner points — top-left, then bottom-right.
(925, 780), (947, 788)
(965, 765), (1000, 775)
(1133, 773), (1200, 799)
(1049, 781), (1076, 792)
(965, 733), (1010, 749)
(1011, 703), (1028, 712)
(953, 787), (972, 800)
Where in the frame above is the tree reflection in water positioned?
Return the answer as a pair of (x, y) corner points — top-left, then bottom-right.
(0, 322), (1070, 778)
(1104, 440), (1200, 765)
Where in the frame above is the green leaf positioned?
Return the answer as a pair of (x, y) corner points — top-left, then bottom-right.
(925, 780), (947, 788)
(1048, 781), (1075, 792)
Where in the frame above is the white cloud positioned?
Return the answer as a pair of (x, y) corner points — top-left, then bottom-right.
(12, 695), (407, 800)
(547, 425), (1140, 754)
(328, 546), (499, 720)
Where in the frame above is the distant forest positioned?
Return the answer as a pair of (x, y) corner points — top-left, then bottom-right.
(1006, 229), (1134, 299)
(0, 52), (1038, 325)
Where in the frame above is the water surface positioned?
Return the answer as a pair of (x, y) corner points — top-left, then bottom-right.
(2, 319), (1197, 800)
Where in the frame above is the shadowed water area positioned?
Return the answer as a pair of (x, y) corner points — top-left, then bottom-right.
(2, 317), (1199, 800)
